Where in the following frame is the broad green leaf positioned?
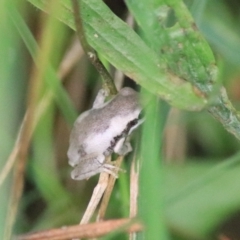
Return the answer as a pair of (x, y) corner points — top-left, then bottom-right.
(125, 0), (240, 141)
(27, 0), (207, 111)
(126, 0), (217, 94)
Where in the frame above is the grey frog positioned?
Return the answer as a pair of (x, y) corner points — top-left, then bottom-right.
(67, 87), (142, 180)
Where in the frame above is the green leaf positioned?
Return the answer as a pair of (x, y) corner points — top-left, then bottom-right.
(0, 1), (24, 238)
(139, 93), (170, 239)
(125, 0), (240, 141)
(126, 0), (217, 94)
(27, 0), (207, 111)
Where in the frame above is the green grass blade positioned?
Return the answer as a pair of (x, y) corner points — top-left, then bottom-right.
(0, 1), (24, 239)
(31, 104), (71, 205)
(139, 93), (169, 240)
(126, 0), (217, 94)
(7, 3), (78, 125)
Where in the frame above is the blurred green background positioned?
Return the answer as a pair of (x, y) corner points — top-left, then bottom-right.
(1, 0), (240, 240)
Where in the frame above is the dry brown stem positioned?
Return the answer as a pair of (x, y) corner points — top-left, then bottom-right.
(79, 172), (109, 225)
(16, 218), (143, 240)
(97, 156), (124, 221)
(129, 153), (139, 240)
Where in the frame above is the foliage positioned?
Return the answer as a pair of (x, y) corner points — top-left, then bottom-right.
(1, 0), (240, 239)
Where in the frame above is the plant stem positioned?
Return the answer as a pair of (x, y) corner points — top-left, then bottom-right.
(71, 0), (117, 95)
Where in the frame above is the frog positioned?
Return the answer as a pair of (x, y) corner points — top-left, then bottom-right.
(67, 87), (142, 180)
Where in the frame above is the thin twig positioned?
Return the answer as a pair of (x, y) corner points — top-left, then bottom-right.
(129, 155), (139, 219)
(4, 114), (34, 240)
(80, 172), (109, 225)
(80, 155), (124, 225)
(113, 13), (134, 91)
(57, 36), (83, 79)
(71, 0), (117, 96)
(97, 156), (124, 221)
(129, 151), (139, 240)
(114, 69), (125, 92)
(16, 218), (143, 240)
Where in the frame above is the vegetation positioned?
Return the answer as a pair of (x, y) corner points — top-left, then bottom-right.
(1, 0), (240, 239)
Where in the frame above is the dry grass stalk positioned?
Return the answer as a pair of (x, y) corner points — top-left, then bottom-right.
(79, 172), (109, 224)
(16, 218), (143, 240)
(97, 156), (124, 221)
(129, 154), (139, 240)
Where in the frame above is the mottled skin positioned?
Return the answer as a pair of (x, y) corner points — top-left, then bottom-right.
(67, 87), (142, 180)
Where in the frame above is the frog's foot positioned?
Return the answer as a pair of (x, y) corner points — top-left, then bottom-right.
(103, 161), (125, 178)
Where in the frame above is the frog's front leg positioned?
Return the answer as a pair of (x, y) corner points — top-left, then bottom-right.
(92, 89), (108, 109)
(113, 137), (132, 156)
